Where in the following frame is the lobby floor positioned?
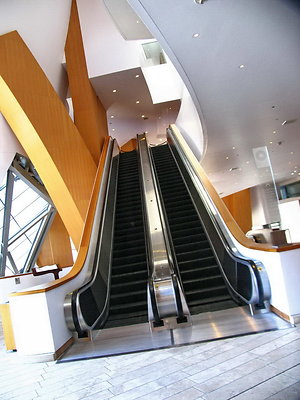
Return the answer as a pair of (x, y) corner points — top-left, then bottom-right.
(1, 318), (300, 400)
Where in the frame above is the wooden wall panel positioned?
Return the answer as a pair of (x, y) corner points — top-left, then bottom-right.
(121, 138), (137, 152)
(37, 213), (73, 267)
(0, 31), (97, 248)
(222, 188), (252, 233)
(65, 0), (108, 164)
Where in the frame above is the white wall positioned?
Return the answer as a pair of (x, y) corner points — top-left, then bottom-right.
(0, 114), (25, 184)
(176, 85), (205, 161)
(0, 0), (71, 98)
(0, 267), (72, 304)
(279, 198), (300, 243)
(77, 0), (141, 78)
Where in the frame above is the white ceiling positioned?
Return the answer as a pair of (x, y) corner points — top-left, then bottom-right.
(91, 67), (180, 146)
(127, 0), (300, 196)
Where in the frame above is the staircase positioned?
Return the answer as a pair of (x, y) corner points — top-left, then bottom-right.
(104, 151), (148, 328)
(151, 144), (237, 315)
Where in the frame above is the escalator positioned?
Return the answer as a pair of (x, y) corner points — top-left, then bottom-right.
(151, 144), (237, 314)
(103, 150), (148, 328)
(66, 131), (270, 343)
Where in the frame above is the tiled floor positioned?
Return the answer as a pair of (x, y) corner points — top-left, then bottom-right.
(1, 319), (300, 400)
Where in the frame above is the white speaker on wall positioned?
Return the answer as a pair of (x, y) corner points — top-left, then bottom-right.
(252, 146), (269, 168)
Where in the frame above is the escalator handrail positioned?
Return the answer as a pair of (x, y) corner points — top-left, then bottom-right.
(64, 139), (117, 332)
(167, 125), (271, 305)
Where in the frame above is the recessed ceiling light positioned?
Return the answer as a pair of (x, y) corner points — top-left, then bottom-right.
(145, 131), (148, 134)
(272, 130), (277, 134)
(136, 20), (140, 24)
(112, 128), (115, 131)
(291, 151), (294, 154)
(136, 100), (140, 104)
(282, 120), (287, 126)
(226, 156), (229, 160)
(141, 114), (145, 118)
(269, 141), (273, 144)
(239, 64), (245, 69)
(192, 33), (200, 38)
(135, 74), (140, 78)
(246, 161), (250, 164)
(291, 172), (295, 175)
(110, 115), (114, 118)
(294, 170), (297, 173)
(232, 146), (236, 150)
(112, 89), (117, 93)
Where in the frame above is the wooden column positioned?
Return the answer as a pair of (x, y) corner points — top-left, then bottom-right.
(222, 188), (252, 233)
(65, 0), (108, 164)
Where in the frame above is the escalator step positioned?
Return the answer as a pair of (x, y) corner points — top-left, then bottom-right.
(109, 300), (148, 313)
(174, 241), (210, 252)
(172, 233), (207, 245)
(112, 269), (148, 283)
(178, 256), (216, 269)
(176, 248), (214, 262)
(111, 261), (148, 275)
(110, 288), (147, 303)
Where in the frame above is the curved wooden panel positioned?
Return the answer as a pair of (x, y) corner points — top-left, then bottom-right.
(0, 31), (97, 248)
(170, 124), (300, 253)
(10, 137), (111, 296)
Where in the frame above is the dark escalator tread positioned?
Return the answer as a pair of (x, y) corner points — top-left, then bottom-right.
(151, 144), (236, 315)
(104, 313), (148, 329)
(102, 150), (148, 330)
(189, 299), (238, 315)
(109, 300), (148, 314)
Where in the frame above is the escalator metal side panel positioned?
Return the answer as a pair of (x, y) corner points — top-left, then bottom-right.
(137, 133), (190, 328)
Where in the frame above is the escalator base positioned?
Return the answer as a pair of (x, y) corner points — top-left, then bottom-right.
(58, 307), (293, 363)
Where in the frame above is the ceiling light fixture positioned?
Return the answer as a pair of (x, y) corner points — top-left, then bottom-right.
(282, 120), (287, 126)
(110, 115), (114, 118)
(136, 100), (140, 104)
(269, 141), (273, 144)
(135, 74), (140, 78)
(141, 114), (145, 118)
(192, 33), (199, 38)
(272, 130), (277, 134)
(226, 156), (229, 160)
(194, 0), (205, 4)
(232, 146), (236, 150)
(112, 89), (117, 93)
(239, 64), (245, 69)
(112, 128), (115, 131)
